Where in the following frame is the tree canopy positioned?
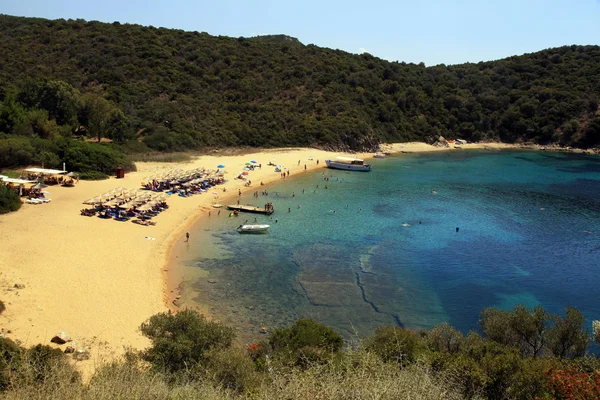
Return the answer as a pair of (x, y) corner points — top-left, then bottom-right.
(0, 14), (599, 159)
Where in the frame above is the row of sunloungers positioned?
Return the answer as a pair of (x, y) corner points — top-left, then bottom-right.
(80, 202), (169, 226)
(26, 197), (51, 204)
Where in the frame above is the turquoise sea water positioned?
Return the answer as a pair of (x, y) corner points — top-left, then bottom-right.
(173, 150), (600, 339)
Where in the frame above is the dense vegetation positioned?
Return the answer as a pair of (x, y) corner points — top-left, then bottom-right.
(0, 183), (21, 214)
(2, 305), (600, 399)
(0, 14), (599, 174)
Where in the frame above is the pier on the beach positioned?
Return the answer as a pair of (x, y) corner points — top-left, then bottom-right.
(226, 204), (274, 215)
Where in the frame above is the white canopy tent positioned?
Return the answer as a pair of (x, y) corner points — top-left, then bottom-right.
(24, 168), (67, 175)
(1, 177), (37, 184)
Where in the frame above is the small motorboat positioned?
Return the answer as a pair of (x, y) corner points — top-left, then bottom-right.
(373, 153), (386, 158)
(237, 224), (270, 233)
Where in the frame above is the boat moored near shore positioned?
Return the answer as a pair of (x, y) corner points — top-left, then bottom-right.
(237, 224), (270, 233)
(325, 157), (372, 172)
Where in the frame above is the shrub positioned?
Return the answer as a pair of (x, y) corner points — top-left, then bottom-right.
(60, 140), (135, 175)
(78, 171), (109, 180)
(0, 339), (79, 393)
(546, 365), (600, 400)
(363, 326), (420, 366)
(269, 319), (343, 367)
(0, 337), (22, 392)
(547, 306), (589, 359)
(0, 184), (21, 214)
(140, 310), (235, 374)
(19, 344), (79, 387)
(270, 319), (343, 353)
(426, 322), (463, 354)
(206, 347), (260, 393)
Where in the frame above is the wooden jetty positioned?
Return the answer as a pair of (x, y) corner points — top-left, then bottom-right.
(226, 204), (274, 215)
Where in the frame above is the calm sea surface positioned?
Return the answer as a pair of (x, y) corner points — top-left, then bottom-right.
(172, 150), (600, 339)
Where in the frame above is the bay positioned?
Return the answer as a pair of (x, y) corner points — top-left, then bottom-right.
(172, 150), (600, 340)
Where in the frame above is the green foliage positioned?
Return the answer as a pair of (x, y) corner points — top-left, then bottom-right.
(510, 305), (548, 358)
(426, 322), (464, 354)
(481, 305), (588, 360)
(0, 183), (21, 214)
(0, 337), (22, 392)
(546, 306), (589, 359)
(60, 140), (134, 175)
(269, 319), (343, 367)
(0, 15), (598, 152)
(140, 310), (235, 374)
(21, 344), (79, 386)
(363, 326), (420, 365)
(0, 338), (79, 393)
(78, 171), (108, 180)
(206, 347), (260, 393)
(270, 318), (343, 353)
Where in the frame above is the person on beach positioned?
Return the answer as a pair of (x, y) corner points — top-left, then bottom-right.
(305, 164), (307, 170)
(208, 211), (211, 217)
(317, 160), (319, 165)
(238, 189), (241, 196)
(218, 210), (221, 216)
(298, 160), (300, 166)
(185, 231), (190, 242)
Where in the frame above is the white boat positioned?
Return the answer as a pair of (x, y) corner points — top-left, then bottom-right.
(237, 224), (270, 233)
(325, 157), (372, 172)
(373, 153), (386, 158)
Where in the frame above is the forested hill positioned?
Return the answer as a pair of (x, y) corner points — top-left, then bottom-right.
(1, 14), (599, 152)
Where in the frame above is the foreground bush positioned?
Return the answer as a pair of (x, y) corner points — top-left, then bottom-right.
(363, 326), (421, 366)
(140, 310), (235, 374)
(0, 184), (21, 214)
(0, 338), (79, 394)
(3, 307), (600, 399)
(269, 318), (343, 367)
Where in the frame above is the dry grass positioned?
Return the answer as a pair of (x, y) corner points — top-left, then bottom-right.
(1, 349), (471, 400)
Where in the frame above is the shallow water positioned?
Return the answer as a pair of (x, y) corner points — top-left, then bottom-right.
(173, 150), (600, 340)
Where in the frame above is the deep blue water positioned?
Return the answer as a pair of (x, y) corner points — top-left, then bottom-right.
(174, 150), (600, 339)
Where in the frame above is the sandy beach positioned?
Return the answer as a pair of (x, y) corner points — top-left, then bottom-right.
(0, 142), (521, 372)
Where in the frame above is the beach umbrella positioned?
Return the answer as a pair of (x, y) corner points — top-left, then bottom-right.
(250, 160), (257, 164)
(242, 171), (249, 175)
(245, 162), (252, 166)
(217, 164), (225, 169)
(31, 182), (47, 190)
(66, 172), (78, 177)
(83, 196), (100, 205)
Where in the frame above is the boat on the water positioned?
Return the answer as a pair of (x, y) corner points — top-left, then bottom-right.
(325, 157), (372, 172)
(237, 224), (270, 233)
(373, 153), (386, 158)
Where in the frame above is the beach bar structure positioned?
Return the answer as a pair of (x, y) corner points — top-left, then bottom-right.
(226, 204), (274, 215)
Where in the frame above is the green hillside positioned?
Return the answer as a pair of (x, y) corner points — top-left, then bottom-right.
(0, 14), (599, 160)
